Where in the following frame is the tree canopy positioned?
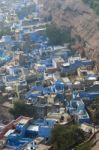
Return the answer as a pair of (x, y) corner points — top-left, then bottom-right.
(0, 27), (11, 38)
(51, 124), (85, 150)
(83, 0), (99, 15)
(9, 101), (34, 119)
(84, 97), (99, 125)
(77, 142), (91, 150)
(46, 24), (71, 46)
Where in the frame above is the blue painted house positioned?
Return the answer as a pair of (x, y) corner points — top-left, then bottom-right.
(61, 58), (94, 75)
(66, 92), (91, 124)
(5, 118), (57, 150)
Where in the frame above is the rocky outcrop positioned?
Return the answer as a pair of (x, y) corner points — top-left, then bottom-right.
(40, 0), (99, 70)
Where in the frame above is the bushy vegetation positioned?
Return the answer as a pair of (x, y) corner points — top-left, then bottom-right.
(77, 142), (91, 150)
(91, 97), (99, 124)
(17, 4), (36, 19)
(0, 27), (11, 38)
(46, 24), (71, 46)
(51, 124), (85, 150)
(84, 97), (99, 125)
(9, 101), (34, 119)
(83, 0), (99, 15)
(96, 20), (99, 27)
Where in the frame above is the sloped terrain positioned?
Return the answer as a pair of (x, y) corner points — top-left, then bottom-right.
(41, 0), (99, 70)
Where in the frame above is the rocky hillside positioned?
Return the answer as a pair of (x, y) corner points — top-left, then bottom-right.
(40, 0), (99, 70)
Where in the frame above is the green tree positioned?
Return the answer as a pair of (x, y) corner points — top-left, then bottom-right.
(85, 97), (99, 125)
(9, 101), (34, 119)
(77, 142), (91, 150)
(46, 24), (71, 46)
(81, 49), (86, 58)
(0, 27), (11, 38)
(51, 125), (85, 150)
(83, 0), (99, 15)
(93, 108), (99, 125)
(90, 97), (99, 109)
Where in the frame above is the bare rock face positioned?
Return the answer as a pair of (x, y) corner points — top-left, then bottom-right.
(41, 0), (99, 69)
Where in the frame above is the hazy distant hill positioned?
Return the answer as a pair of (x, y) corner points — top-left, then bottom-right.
(41, 0), (99, 70)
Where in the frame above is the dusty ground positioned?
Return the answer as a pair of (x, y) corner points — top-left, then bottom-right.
(41, 0), (99, 71)
(0, 105), (13, 124)
(92, 132), (99, 150)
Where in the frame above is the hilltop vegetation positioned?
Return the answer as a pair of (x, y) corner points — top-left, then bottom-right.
(83, 0), (99, 14)
(0, 27), (11, 38)
(41, 0), (99, 71)
(9, 101), (34, 119)
(46, 24), (72, 46)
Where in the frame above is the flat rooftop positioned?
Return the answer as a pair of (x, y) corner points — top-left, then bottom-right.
(36, 144), (51, 150)
(14, 116), (31, 125)
(17, 118), (30, 125)
(27, 125), (39, 132)
(54, 57), (64, 63)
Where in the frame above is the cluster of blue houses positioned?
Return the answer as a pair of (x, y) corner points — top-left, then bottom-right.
(67, 92), (91, 124)
(25, 80), (64, 102)
(4, 117), (57, 150)
(61, 57), (94, 75)
(0, 1), (99, 149)
(79, 83), (99, 100)
(0, 49), (12, 66)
